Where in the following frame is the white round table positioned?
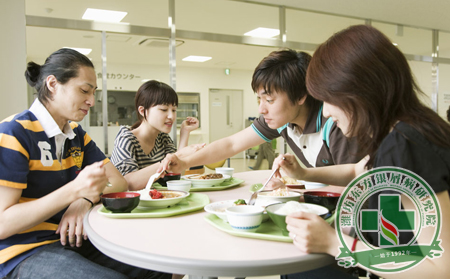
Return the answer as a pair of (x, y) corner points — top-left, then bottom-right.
(84, 170), (342, 278)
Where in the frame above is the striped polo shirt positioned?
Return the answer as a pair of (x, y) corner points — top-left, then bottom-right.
(251, 103), (362, 167)
(110, 126), (176, 175)
(0, 100), (108, 277)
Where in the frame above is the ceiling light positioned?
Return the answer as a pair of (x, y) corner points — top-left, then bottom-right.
(64, 47), (92, 55)
(82, 8), (127, 23)
(244, 27), (280, 38)
(182, 56), (212, 62)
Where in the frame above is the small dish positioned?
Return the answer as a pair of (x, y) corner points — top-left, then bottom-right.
(204, 199), (271, 223)
(303, 191), (341, 212)
(215, 167), (234, 181)
(136, 189), (189, 208)
(226, 205), (264, 232)
(166, 180), (191, 192)
(257, 190), (302, 203)
(157, 173), (181, 186)
(298, 180), (328, 189)
(101, 192), (140, 213)
(182, 174), (230, 188)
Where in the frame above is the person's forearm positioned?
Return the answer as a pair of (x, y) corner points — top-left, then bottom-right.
(124, 163), (161, 191)
(0, 184), (79, 239)
(104, 162), (128, 194)
(178, 129), (189, 150)
(301, 164), (358, 186)
(183, 127), (264, 168)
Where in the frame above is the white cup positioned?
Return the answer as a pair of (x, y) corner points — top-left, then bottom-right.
(215, 167), (234, 181)
(166, 180), (191, 192)
(226, 205), (264, 232)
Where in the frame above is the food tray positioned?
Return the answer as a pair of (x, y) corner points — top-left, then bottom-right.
(250, 183), (305, 192)
(204, 212), (336, 242)
(153, 177), (244, 192)
(98, 193), (209, 218)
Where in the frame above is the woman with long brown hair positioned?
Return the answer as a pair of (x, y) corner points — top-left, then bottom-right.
(273, 25), (450, 278)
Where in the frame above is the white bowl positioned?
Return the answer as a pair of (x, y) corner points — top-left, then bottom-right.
(204, 199), (270, 223)
(299, 180), (328, 189)
(257, 190), (302, 203)
(166, 180), (191, 192)
(226, 205), (264, 232)
(204, 200), (235, 222)
(137, 190), (189, 208)
(215, 167), (234, 180)
(183, 174), (230, 188)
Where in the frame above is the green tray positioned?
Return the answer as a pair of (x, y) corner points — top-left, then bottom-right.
(250, 183), (263, 192)
(154, 177), (245, 192)
(204, 212), (336, 242)
(98, 193), (210, 218)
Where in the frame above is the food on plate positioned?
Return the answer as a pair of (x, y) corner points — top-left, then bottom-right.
(279, 176), (302, 185)
(268, 188), (290, 197)
(275, 201), (323, 215)
(189, 173), (223, 180)
(148, 189), (183, 199)
(234, 199), (247, 205)
(149, 189), (163, 199)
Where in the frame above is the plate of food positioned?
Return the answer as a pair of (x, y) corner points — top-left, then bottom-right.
(204, 199), (273, 223)
(256, 189), (302, 203)
(135, 189), (190, 208)
(182, 173), (230, 187)
(153, 177), (244, 192)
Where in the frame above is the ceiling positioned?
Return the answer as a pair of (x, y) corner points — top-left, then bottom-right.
(24, 0), (450, 71)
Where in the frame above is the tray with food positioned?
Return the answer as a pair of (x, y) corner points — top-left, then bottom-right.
(98, 192), (210, 219)
(153, 176), (245, 191)
(204, 202), (336, 242)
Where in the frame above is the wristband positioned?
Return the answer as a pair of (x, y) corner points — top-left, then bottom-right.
(83, 197), (94, 208)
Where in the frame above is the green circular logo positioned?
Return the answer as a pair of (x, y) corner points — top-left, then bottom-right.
(336, 167), (443, 273)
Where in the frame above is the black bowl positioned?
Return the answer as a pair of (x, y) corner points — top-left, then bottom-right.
(101, 192), (140, 213)
(303, 191), (341, 212)
(157, 173), (181, 186)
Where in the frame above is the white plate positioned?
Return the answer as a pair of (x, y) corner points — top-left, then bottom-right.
(298, 180), (328, 189)
(135, 189), (189, 208)
(204, 199), (271, 223)
(182, 174), (230, 188)
(257, 191), (302, 203)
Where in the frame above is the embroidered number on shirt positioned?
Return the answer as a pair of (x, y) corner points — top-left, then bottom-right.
(38, 141), (53, 166)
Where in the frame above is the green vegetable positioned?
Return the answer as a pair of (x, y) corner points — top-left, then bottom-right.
(234, 199), (247, 205)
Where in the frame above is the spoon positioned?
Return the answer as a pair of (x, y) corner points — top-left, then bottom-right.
(248, 157), (285, 206)
(248, 167), (279, 206)
(140, 170), (164, 199)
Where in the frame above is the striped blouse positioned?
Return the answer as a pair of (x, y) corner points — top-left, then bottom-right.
(111, 126), (176, 175)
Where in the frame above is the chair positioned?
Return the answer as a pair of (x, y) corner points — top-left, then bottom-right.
(184, 165), (205, 175)
(205, 159), (226, 170)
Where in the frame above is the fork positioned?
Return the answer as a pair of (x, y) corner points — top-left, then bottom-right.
(248, 167), (279, 206)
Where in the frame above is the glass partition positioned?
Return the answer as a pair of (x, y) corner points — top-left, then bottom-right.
(372, 22), (432, 56)
(440, 31), (450, 58)
(438, 64), (450, 120)
(286, 9), (364, 44)
(409, 61), (433, 108)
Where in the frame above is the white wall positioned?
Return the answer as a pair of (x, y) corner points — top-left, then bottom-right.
(0, 0), (27, 120)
